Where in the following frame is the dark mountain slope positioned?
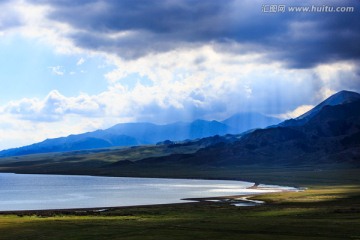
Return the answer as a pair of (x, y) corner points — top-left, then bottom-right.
(279, 90), (360, 127)
(136, 99), (360, 168)
(297, 90), (360, 121)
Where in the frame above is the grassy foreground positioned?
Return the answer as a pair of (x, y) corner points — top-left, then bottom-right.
(0, 185), (359, 240)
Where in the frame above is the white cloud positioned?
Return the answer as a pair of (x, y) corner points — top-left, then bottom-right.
(276, 105), (314, 120)
(76, 57), (85, 66)
(0, 113), (104, 150)
(0, 43), (359, 150)
(4, 44), (359, 126)
(102, 45), (319, 120)
(2, 90), (105, 122)
(49, 66), (64, 76)
(314, 61), (360, 101)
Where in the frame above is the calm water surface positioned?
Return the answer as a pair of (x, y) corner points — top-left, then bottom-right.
(0, 173), (290, 211)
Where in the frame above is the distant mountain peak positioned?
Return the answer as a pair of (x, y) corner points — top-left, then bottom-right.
(319, 90), (360, 105)
(222, 112), (281, 134)
(297, 90), (360, 120)
(335, 89), (360, 95)
(0, 119), (231, 157)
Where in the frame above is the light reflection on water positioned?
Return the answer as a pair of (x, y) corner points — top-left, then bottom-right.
(0, 173), (289, 211)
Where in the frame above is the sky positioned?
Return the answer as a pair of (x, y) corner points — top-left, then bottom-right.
(0, 0), (360, 150)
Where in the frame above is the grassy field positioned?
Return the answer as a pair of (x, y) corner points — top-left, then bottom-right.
(0, 185), (359, 240)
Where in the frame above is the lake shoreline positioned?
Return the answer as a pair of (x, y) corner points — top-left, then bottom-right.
(0, 187), (299, 215)
(0, 172), (299, 212)
(0, 170), (261, 183)
(0, 196), (260, 216)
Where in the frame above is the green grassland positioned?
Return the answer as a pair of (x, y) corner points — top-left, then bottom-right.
(0, 144), (202, 175)
(0, 185), (359, 240)
(0, 144), (190, 165)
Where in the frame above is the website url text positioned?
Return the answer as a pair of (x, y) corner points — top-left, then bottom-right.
(262, 5), (355, 13)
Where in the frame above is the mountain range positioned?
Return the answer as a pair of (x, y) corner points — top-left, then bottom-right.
(0, 112), (280, 157)
(135, 90), (360, 167)
(0, 90), (359, 177)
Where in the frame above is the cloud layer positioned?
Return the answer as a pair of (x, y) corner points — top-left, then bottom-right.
(0, 0), (359, 149)
(28, 0), (360, 68)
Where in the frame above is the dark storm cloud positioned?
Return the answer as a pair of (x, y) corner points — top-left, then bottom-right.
(272, 8), (360, 68)
(30, 0), (360, 68)
(0, 0), (22, 31)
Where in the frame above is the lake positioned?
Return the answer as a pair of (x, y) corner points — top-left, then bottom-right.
(0, 173), (292, 211)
